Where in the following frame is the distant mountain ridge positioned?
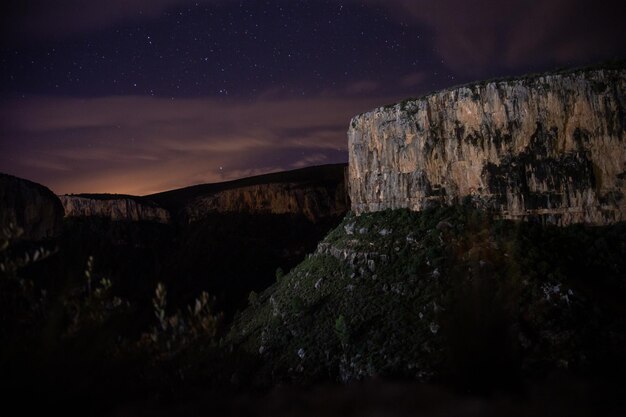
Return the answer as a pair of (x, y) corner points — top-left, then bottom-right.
(59, 163), (348, 223)
(147, 163), (348, 217)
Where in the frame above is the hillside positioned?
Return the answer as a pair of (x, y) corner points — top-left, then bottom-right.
(228, 205), (626, 386)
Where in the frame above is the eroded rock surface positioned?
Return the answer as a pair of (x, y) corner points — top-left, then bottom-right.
(349, 67), (626, 225)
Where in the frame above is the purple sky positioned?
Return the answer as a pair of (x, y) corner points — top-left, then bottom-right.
(1, 0), (625, 195)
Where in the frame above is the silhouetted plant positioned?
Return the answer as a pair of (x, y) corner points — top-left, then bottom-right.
(0, 222), (55, 336)
(275, 267), (285, 282)
(62, 255), (130, 337)
(140, 282), (222, 360)
(248, 290), (259, 306)
(334, 315), (349, 349)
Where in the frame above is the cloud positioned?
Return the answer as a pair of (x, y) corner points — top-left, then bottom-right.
(5, 0), (622, 74)
(400, 72), (427, 88)
(364, 0), (626, 74)
(0, 92), (393, 195)
(345, 80), (380, 95)
(290, 153), (331, 169)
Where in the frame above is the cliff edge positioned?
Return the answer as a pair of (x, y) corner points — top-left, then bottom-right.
(348, 66), (626, 225)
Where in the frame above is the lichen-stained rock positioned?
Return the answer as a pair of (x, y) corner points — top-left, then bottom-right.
(348, 67), (626, 225)
(59, 195), (170, 223)
(0, 173), (64, 240)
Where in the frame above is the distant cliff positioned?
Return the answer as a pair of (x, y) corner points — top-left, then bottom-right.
(56, 165), (348, 225)
(348, 66), (626, 225)
(184, 182), (347, 223)
(59, 195), (171, 223)
(0, 173), (64, 240)
(148, 164), (349, 223)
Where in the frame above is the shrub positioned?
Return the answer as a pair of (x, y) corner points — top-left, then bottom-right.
(0, 222), (56, 337)
(62, 255), (131, 337)
(334, 315), (349, 349)
(275, 267), (285, 282)
(248, 290), (258, 306)
(140, 282), (222, 360)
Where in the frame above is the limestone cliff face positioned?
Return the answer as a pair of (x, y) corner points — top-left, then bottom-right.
(184, 182), (348, 223)
(348, 67), (626, 225)
(0, 173), (64, 240)
(59, 195), (170, 223)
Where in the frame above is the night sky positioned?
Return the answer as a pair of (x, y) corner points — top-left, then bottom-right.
(1, 0), (625, 195)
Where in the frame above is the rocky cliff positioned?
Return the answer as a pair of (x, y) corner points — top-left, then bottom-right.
(0, 173), (64, 240)
(59, 195), (170, 223)
(348, 66), (626, 225)
(148, 163), (349, 224)
(184, 182), (348, 223)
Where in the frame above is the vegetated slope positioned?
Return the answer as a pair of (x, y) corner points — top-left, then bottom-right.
(228, 205), (626, 388)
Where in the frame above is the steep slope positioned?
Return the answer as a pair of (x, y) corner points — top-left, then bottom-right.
(0, 173), (64, 240)
(228, 206), (626, 385)
(349, 66), (626, 225)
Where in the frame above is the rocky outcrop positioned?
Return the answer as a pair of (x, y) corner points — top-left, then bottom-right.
(184, 182), (348, 223)
(59, 195), (170, 223)
(0, 173), (64, 240)
(348, 67), (626, 225)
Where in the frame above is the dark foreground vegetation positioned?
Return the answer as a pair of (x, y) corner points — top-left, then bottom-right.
(1, 205), (626, 415)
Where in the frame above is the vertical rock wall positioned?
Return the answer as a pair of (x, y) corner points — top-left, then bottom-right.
(59, 196), (171, 223)
(348, 68), (626, 225)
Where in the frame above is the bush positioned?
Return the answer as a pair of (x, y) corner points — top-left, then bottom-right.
(63, 256), (130, 337)
(275, 267), (285, 282)
(139, 282), (222, 360)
